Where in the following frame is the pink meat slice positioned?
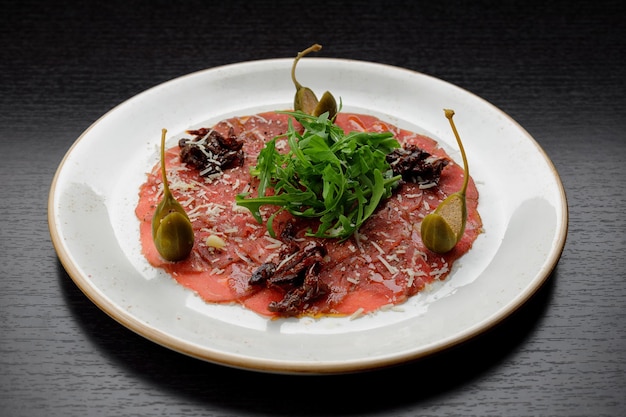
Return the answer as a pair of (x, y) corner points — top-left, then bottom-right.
(136, 111), (482, 318)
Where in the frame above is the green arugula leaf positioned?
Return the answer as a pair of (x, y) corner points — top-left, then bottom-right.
(235, 110), (402, 239)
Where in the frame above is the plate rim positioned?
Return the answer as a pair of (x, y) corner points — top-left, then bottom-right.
(48, 57), (569, 374)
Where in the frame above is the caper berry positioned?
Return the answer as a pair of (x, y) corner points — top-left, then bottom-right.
(152, 128), (194, 261)
(291, 44), (337, 119)
(313, 90), (338, 118)
(154, 211), (195, 262)
(420, 109), (470, 254)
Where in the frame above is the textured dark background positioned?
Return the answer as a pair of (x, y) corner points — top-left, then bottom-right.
(1, 0), (625, 416)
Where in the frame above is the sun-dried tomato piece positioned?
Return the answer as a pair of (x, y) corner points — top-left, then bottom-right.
(387, 144), (448, 188)
(179, 127), (244, 176)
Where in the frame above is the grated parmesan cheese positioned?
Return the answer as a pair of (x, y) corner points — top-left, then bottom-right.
(377, 254), (399, 275)
(370, 241), (385, 255)
(347, 276), (360, 285)
(349, 308), (365, 320)
(205, 235), (226, 249)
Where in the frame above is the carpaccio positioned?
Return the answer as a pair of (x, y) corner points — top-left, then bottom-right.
(135, 111), (482, 318)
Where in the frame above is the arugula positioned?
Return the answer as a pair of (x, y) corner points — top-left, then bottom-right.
(235, 111), (402, 239)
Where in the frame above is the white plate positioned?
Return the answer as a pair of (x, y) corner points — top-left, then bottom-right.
(48, 58), (568, 374)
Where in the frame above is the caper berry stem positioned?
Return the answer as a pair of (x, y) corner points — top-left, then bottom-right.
(160, 128), (172, 198)
(444, 109), (469, 196)
(291, 44), (322, 90)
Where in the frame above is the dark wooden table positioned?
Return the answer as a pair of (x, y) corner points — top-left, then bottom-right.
(2, 0), (624, 415)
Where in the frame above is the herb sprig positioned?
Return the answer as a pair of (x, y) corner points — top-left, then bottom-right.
(236, 111), (402, 239)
